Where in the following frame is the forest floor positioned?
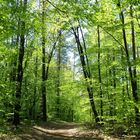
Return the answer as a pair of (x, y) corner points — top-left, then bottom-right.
(0, 121), (139, 140)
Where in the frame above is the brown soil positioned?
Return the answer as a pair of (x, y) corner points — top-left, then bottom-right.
(19, 121), (117, 140)
(0, 121), (137, 140)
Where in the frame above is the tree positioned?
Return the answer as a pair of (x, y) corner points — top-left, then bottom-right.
(118, 1), (140, 124)
(13, 0), (27, 126)
(72, 26), (100, 123)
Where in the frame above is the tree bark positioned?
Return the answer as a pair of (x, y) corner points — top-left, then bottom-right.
(41, 0), (47, 121)
(33, 56), (38, 120)
(13, 0), (27, 126)
(97, 26), (103, 120)
(56, 40), (61, 118)
(72, 27), (100, 123)
(118, 2), (140, 124)
(130, 5), (140, 124)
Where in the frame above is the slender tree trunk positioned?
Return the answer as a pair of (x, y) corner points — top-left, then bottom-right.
(33, 56), (38, 120)
(118, 2), (140, 124)
(56, 34), (61, 118)
(72, 27), (100, 123)
(96, 0), (103, 119)
(106, 63), (110, 117)
(109, 68), (113, 116)
(41, 17), (61, 120)
(130, 5), (140, 124)
(97, 26), (103, 120)
(13, 0), (27, 126)
(41, 0), (47, 121)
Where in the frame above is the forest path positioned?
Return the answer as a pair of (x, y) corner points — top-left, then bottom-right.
(0, 121), (124, 140)
(19, 121), (118, 140)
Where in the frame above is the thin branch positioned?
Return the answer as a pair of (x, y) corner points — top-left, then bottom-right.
(46, 0), (66, 15)
(99, 25), (124, 50)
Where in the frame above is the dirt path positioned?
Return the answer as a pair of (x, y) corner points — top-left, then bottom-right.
(19, 121), (119, 140)
(0, 121), (128, 140)
(16, 121), (103, 140)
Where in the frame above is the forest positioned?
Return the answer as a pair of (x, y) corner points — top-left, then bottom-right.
(0, 0), (140, 139)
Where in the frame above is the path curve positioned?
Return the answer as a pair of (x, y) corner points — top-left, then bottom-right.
(20, 121), (104, 140)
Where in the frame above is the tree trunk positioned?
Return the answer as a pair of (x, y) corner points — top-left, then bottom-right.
(97, 26), (103, 120)
(41, 0), (47, 121)
(56, 34), (61, 118)
(72, 27), (100, 123)
(130, 5), (140, 124)
(32, 56), (38, 120)
(118, 2), (140, 124)
(13, 0), (27, 126)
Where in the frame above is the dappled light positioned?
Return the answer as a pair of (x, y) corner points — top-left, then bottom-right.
(0, 0), (140, 139)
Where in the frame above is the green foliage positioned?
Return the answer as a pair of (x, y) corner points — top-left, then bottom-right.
(0, 0), (140, 136)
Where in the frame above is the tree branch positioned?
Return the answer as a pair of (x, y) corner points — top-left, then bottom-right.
(99, 25), (124, 50)
(46, 0), (66, 15)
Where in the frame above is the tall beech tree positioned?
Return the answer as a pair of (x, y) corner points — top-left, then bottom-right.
(56, 31), (62, 118)
(130, 5), (140, 124)
(96, 0), (103, 121)
(13, 0), (27, 126)
(118, 1), (140, 124)
(72, 26), (100, 123)
(41, 0), (47, 121)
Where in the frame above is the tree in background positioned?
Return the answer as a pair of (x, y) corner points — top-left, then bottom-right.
(0, 0), (140, 131)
